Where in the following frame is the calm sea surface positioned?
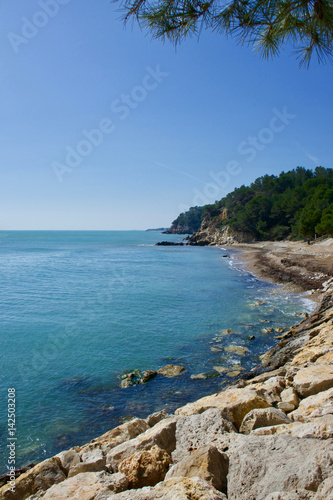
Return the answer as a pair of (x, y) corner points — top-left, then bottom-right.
(0, 231), (314, 472)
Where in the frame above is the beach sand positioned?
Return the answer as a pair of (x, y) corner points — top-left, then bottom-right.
(228, 238), (333, 300)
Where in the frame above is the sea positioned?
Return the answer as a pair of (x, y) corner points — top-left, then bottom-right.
(0, 231), (315, 473)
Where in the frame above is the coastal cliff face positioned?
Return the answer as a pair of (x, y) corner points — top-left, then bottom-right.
(1, 280), (333, 500)
(188, 219), (252, 246)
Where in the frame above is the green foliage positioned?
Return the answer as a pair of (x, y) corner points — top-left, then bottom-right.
(170, 205), (204, 233)
(117, 0), (333, 66)
(201, 167), (333, 240)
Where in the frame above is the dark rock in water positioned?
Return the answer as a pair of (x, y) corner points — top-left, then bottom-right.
(141, 370), (158, 384)
(249, 335), (256, 340)
(221, 254), (230, 258)
(0, 463), (37, 487)
(120, 369), (158, 388)
(155, 241), (185, 246)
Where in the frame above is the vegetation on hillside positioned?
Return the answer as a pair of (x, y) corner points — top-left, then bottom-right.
(168, 206), (204, 234)
(204, 167), (333, 240)
(174, 167), (333, 240)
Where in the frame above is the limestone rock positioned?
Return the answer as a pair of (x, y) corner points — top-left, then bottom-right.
(289, 388), (333, 421)
(176, 387), (271, 430)
(316, 350), (333, 365)
(106, 417), (177, 472)
(172, 408), (236, 463)
(293, 364), (333, 398)
(291, 346), (331, 367)
(146, 409), (169, 427)
(250, 376), (286, 404)
(227, 434), (333, 500)
(166, 445), (229, 493)
(56, 449), (81, 473)
(118, 445), (171, 488)
(157, 364), (185, 377)
(68, 461), (105, 478)
(314, 476), (333, 499)
(280, 387), (299, 410)
(79, 446), (106, 468)
(110, 477), (227, 499)
(41, 471), (128, 500)
(84, 418), (149, 455)
(0, 457), (66, 500)
(277, 402), (296, 413)
(239, 408), (292, 434)
(252, 414), (333, 439)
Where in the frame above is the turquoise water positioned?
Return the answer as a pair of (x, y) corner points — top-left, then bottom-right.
(0, 231), (314, 472)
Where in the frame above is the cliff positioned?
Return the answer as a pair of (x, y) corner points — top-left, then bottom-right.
(1, 278), (333, 499)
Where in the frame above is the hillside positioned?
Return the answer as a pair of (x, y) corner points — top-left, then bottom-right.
(185, 167), (333, 245)
(164, 206), (204, 234)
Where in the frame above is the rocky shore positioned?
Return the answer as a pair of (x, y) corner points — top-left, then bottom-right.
(1, 254), (333, 499)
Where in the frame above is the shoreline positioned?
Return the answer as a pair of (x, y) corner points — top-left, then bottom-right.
(1, 242), (333, 499)
(225, 238), (333, 303)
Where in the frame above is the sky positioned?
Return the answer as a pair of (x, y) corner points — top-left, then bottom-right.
(0, 0), (332, 230)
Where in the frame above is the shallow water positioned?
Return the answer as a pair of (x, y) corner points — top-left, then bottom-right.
(0, 231), (314, 471)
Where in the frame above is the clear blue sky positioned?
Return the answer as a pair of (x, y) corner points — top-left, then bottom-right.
(0, 0), (332, 229)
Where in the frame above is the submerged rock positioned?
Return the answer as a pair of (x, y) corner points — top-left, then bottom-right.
(225, 345), (249, 356)
(157, 364), (185, 378)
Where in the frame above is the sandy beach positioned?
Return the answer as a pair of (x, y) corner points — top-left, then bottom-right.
(229, 238), (333, 300)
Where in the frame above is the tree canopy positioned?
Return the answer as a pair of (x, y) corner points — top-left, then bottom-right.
(201, 166), (333, 240)
(116, 0), (333, 66)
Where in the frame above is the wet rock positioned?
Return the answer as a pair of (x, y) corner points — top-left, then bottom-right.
(224, 345), (249, 356)
(118, 445), (171, 488)
(166, 445), (229, 493)
(120, 370), (157, 388)
(191, 371), (219, 379)
(157, 364), (185, 377)
(226, 370), (242, 377)
(239, 407), (292, 434)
